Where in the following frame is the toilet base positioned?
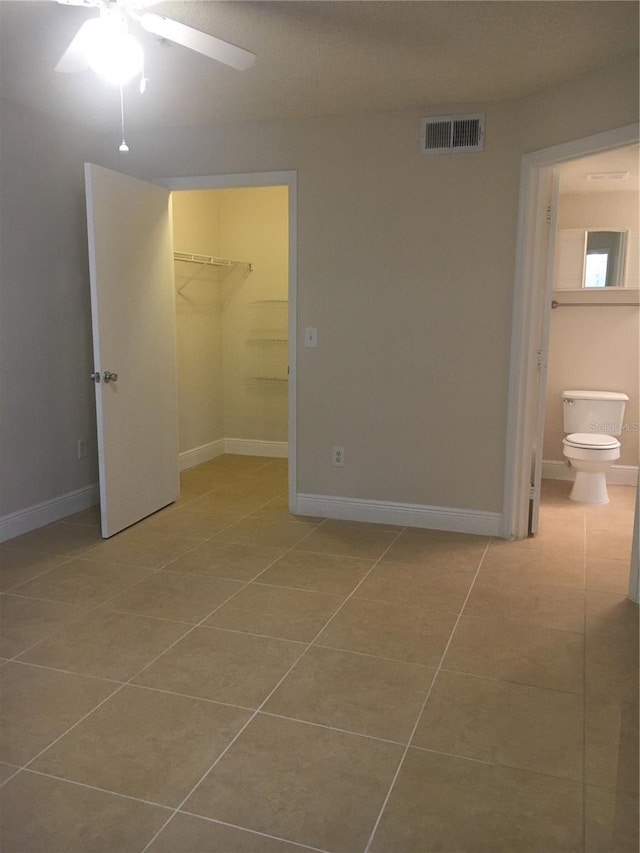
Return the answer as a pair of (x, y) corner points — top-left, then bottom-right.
(569, 470), (609, 504)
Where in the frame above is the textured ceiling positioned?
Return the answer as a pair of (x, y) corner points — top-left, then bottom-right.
(0, 0), (638, 131)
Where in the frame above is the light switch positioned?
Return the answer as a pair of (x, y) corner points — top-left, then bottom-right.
(304, 327), (318, 348)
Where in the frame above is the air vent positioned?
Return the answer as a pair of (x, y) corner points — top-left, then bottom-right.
(420, 113), (485, 155)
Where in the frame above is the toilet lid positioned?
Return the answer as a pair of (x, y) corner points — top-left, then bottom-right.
(564, 433), (620, 449)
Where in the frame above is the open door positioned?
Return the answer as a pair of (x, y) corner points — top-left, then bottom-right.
(85, 163), (179, 538)
(529, 170), (560, 534)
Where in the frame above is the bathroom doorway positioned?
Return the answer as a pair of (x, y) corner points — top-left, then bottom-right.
(503, 124), (639, 540)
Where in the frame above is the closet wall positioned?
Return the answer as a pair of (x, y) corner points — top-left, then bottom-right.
(172, 186), (288, 459)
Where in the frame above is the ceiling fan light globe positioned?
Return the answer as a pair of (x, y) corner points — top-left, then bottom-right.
(85, 20), (144, 85)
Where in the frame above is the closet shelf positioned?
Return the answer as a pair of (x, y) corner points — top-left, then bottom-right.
(250, 299), (288, 305)
(248, 338), (288, 344)
(174, 251), (253, 293)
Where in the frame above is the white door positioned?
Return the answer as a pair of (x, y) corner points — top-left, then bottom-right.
(529, 170), (560, 534)
(85, 163), (179, 538)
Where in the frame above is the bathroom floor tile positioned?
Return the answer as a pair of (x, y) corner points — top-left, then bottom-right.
(258, 550), (373, 595)
(585, 631), (639, 705)
(137, 505), (234, 539)
(147, 813), (306, 853)
(18, 609), (190, 681)
(166, 540), (285, 581)
(293, 520), (400, 560)
(0, 662), (116, 766)
(106, 571), (243, 623)
(586, 556), (633, 595)
(585, 589), (639, 644)
(464, 578), (585, 633)
(353, 559), (475, 613)
(184, 713), (402, 853)
(0, 771), (169, 853)
(586, 527), (634, 561)
(0, 763), (19, 785)
(32, 685), (251, 806)
(443, 615), (584, 693)
(132, 626), (305, 707)
(10, 558), (151, 609)
(264, 646), (435, 742)
(368, 749), (583, 853)
(413, 670), (584, 781)
(204, 583), (344, 642)
(584, 785), (640, 853)
(0, 594), (87, 658)
(585, 699), (639, 793)
(316, 597), (457, 667)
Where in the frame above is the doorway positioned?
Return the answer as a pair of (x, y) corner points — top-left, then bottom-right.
(171, 186), (289, 479)
(161, 171), (298, 512)
(502, 125), (639, 540)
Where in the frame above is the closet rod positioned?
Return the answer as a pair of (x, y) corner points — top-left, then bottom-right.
(551, 299), (637, 308)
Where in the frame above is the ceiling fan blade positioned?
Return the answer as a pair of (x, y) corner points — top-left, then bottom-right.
(54, 18), (96, 73)
(139, 13), (256, 71)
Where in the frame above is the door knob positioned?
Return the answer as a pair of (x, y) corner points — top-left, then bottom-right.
(90, 371), (101, 383)
(103, 371), (119, 383)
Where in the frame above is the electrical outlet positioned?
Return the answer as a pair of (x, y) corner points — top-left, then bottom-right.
(77, 438), (88, 460)
(332, 446), (345, 467)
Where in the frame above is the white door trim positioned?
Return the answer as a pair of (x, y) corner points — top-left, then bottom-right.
(503, 124), (639, 539)
(158, 171), (298, 512)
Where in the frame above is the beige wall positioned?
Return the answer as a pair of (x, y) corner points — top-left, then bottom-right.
(544, 188), (640, 466)
(1, 53), (638, 522)
(0, 99), (99, 515)
(171, 187), (288, 453)
(171, 190), (225, 453)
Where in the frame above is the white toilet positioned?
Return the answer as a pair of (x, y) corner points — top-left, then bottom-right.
(562, 390), (629, 504)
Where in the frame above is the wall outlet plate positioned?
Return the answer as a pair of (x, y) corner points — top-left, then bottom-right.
(332, 446), (345, 466)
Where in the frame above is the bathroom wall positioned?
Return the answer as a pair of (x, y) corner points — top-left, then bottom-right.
(543, 189), (640, 470)
(170, 186), (288, 458)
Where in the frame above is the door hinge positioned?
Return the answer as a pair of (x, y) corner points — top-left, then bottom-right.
(530, 485), (536, 500)
(536, 349), (545, 368)
(545, 205), (552, 225)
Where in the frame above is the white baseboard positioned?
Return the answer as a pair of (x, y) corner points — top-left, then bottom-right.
(294, 493), (502, 536)
(0, 484), (99, 544)
(224, 438), (288, 458)
(178, 439), (226, 471)
(179, 438), (288, 471)
(543, 459), (639, 487)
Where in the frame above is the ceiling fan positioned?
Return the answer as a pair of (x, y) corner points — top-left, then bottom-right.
(51, 0), (256, 86)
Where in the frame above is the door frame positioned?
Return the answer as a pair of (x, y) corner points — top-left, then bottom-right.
(158, 170), (298, 512)
(502, 124), (639, 539)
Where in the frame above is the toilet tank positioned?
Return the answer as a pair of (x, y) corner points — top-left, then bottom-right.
(562, 390), (629, 436)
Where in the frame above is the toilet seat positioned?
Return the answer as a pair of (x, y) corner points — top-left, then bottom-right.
(564, 433), (620, 450)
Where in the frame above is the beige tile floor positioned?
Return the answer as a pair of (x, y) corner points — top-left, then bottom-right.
(1, 457), (638, 852)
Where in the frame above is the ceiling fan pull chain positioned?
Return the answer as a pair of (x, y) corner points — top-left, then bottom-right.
(119, 84), (129, 152)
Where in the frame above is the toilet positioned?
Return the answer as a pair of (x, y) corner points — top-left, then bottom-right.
(561, 390), (629, 504)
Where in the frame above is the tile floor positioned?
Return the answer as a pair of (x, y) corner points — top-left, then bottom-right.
(0, 456), (638, 852)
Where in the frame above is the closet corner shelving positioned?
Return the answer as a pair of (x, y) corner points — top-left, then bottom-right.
(247, 299), (289, 387)
(174, 251), (253, 293)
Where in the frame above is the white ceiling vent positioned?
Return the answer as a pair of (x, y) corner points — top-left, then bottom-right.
(420, 113), (485, 155)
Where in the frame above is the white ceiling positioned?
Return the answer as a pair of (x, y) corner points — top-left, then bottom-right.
(0, 1), (638, 132)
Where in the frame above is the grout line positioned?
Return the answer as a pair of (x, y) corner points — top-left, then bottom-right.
(138, 523), (407, 853)
(20, 768), (175, 811)
(362, 538), (492, 853)
(0, 764), (22, 789)
(175, 811), (333, 852)
(255, 710), (407, 747)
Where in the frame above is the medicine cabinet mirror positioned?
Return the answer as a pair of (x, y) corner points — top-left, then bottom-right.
(554, 228), (630, 290)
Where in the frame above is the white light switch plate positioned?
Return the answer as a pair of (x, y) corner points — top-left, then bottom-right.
(304, 327), (318, 348)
